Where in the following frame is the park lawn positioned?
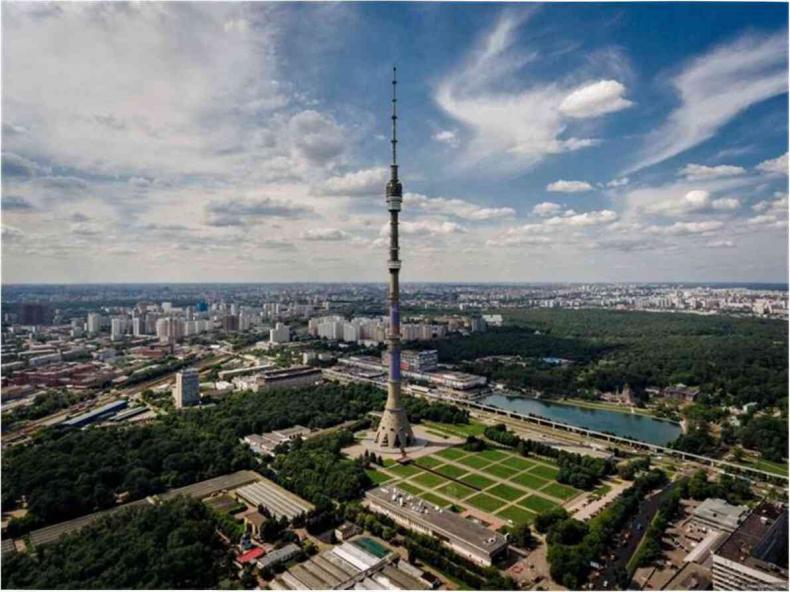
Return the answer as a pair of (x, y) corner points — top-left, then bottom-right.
(500, 456), (536, 471)
(459, 473), (496, 490)
(477, 449), (509, 462)
(382, 458), (397, 467)
(434, 463), (468, 480)
(593, 484), (612, 497)
(423, 421), (487, 438)
(509, 471), (550, 490)
(540, 482), (579, 501)
(496, 505), (536, 526)
(481, 463), (519, 479)
(398, 481), (424, 496)
(520, 494), (559, 514)
(365, 469), (392, 485)
(411, 472), (448, 489)
(435, 447), (467, 461)
(420, 492), (453, 508)
(530, 464), (560, 480)
(437, 482), (475, 500)
(458, 454), (492, 470)
(487, 483), (528, 502)
(415, 455), (445, 469)
(466, 493), (508, 513)
(387, 463), (423, 478)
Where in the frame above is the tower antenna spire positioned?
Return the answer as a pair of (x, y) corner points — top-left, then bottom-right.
(391, 65), (398, 171)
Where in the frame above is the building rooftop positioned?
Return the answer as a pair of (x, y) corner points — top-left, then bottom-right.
(692, 497), (749, 531)
(716, 502), (788, 576)
(366, 486), (507, 555)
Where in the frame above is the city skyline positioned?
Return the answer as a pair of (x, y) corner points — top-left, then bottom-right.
(2, 2), (788, 284)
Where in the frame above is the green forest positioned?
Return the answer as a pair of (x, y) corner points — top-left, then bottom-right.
(2, 497), (233, 589)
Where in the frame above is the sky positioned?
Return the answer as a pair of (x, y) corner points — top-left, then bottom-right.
(1, 1), (788, 284)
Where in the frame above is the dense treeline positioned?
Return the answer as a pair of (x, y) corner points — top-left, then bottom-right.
(2, 383), (385, 533)
(738, 415), (788, 462)
(3, 390), (95, 431)
(2, 497), (233, 589)
(270, 430), (371, 507)
(484, 424), (613, 489)
(545, 469), (668, 589)
(630, 479), (687, 571)
(403, 397), (469, 424)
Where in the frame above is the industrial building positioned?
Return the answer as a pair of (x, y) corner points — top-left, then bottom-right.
(60, 399), (128, 428)
(712, 502), (788, 590)
(234, 478), (314, 520)
(243, 425), (311, 456)
(260, 365), (321, 389)
(268, 537), (429, 590)
(365, 486), (507, 566)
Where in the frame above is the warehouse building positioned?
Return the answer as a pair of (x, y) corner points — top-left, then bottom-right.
(234, 478), (314, 520)
(365, 486), (507, 566)
(60, 399), (128, 428)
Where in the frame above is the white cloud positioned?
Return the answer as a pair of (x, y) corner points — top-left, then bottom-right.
(532, 202), (562, 217)
(706, 240), (735, 248)
(642, 189), (739, 216)
(433, 130), (459, 146)
(606, 177), (629, 188)
(302, 228), (350, 241)
(711, 197), (740, 211)
(558, 80), (633, 118)
(756, 152), (788, 175)
(486, 235), (551, 247)
(626, 32), (788, 173)
(317, 167), (388, 197)
(404, 193), (515, 221)
(679, 163), (745, 180)
(547, 180), (593, 193)
(647, 220), (724, 236)
(544, 209), (618, 227)
(384, 220), (467, 237)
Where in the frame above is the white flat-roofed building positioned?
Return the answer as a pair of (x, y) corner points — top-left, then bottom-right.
(234, 478), (313, 520)
(692, 498), (749, 533)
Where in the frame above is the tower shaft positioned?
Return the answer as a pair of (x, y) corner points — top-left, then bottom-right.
(374, 67), (415, 450)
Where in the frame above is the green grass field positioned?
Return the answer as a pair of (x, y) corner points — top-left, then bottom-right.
(434, 463), (468, 479)
(530, 464), (560, 480)
(541, 482), (579, 500)
(457, 454), (491, 469)
(488, 483), (528, 502)
(459, 473), (496, 490)
(420, 492), (453, 508)
(411, 472), (448, 489)
(501, 456), (536, 471)
(520, 494), (559, 513)
(437, 482), (475, 500)
(478, 449), (508, 462)
(398, 481), (424, 496)
(481, 463), (519, 479)
(365, 469), (392, 485)
(467, 493), (508, 513)
(387, 463), (422, 478)
(415, 455), (445, 469)
(509, 471), (549, 489)
(436, 447), (467, 461)
(496, 505), (536, 526)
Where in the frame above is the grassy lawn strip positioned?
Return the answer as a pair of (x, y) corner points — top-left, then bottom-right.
(487, 483), (528, 502)
(496, 505), (536, 526)
(415, 455), (445, 469)
(388, 463), (423, 478)
(457, 455), (491, 470)
(529, 464), (560, 480)
(437, 482), (475, 500)
(540, 482), (579, 500)
(398, 481), (424, 496)
(411, 472), (448, 489)
(365, 469), (392, 485)
(509, 471), (550, 490)
(435, 447), (467, 461)
(420, 492), (453, 508)
(519, 494), (559, 513)
(481, 463), (519, 479)
(500, 456), (536, 471)
(434, 464), (468, 480)
(459, 473), (495, 490)
(477, 449), (508, 462)
(467, 493), (508, 513)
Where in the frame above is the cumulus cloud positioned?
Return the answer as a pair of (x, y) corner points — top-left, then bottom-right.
(404, 193), (515, 221)
(2, 152), (48, 178)
(433, 130), (459, 146)
(288, 110), (345, 167)
(205, 197), (312, 226)
(316, 167), (388, 197)
(544, 209), (618, 227)
(532, 202), (562, 217)
(756, 152), (788, 175)
(643, 189), (740, 216)
(626, 32), (788, 173)
(558, 80), (633, 118)
(302, 228), (350, 241)
(383, 220), (467, 237)
(679, 163), (745, 180)
(647, 220), (724, 236)
(547, 180), (593, 193)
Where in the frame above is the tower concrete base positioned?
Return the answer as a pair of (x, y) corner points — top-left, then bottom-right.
(342, 424), (464, 461)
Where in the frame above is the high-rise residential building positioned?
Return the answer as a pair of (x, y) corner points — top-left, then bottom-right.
(132, 317), (144, 337)
(374, 68), (414, 449)
(269, 322), (290, 344)
(110, 317), (128, 341)
(173, 368), (200, 408)
(156, 317), (183, 344)
(87, 313), (103, 335)
(19, 303), (53, 326)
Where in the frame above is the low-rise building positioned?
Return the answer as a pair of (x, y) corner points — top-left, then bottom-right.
(692, 498), (749, 533)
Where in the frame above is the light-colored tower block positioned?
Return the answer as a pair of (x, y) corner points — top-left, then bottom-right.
(374, 67), (415, 450)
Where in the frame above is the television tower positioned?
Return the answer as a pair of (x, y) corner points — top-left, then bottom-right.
(374, 66), (415, 449)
